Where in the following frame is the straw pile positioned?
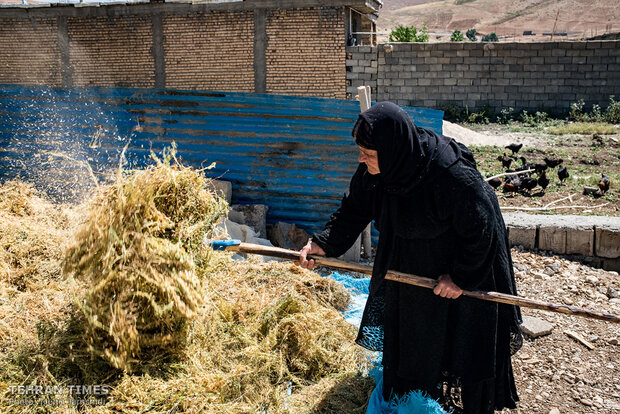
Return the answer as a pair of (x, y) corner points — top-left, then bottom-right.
(1, 148), (374, 413)
(0, 181), (73, 291)
(63, 147), (228, 371)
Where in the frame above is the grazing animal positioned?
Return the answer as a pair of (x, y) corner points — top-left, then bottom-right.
(518, 156), (532, 171)
(521, 177), (538, 193)
(558, 165), (569, 184)
(532, 162), (548, 173)
(505, 143), (523, 155)
(497, 153), (513, 169)
(598, 173), (610, 194)
(537, 170), (550, 191)
(544, 157), (563, 169)
(487, 177), (502, 190)
(503, 176), (522, 193)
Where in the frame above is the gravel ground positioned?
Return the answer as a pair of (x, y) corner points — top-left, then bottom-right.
(501, 248), (620, 414)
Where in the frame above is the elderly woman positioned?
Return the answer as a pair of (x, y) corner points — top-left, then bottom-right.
(298, 102), (522, 413)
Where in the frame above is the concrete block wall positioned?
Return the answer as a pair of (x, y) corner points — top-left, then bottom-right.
(346, 46), (377, 99)
(0, 18), (61, 86)
(266, 8), (346, 99)
(504, 213), (620, 271)
(347, 41), (620, 114)
(163, 11), (254, 92)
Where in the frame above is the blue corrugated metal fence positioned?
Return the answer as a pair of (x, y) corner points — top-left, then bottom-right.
(0, 84), (443, 234)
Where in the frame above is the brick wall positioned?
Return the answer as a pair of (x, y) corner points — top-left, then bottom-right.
(347, 41), (620, 114)
(0, 19), (61, 86)
(0, 4), (350, 98)
(164, 11), (254, 92)
(266, 8), (345, 99)
(68, 16), (154, 88)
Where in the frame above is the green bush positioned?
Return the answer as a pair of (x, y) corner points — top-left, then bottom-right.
(497, 107), (515, 124)
(605, 95), (620, 124)
(466, 105), (493, 124)
(450, 30), (465, 42)
(389, 22), (428, 42)
(416, 22), (429, 42)
(569, 99), (589, 122)
(521, 110), (549, 127)
(466, 28), (477, 41)
(481, 32), (499, 42)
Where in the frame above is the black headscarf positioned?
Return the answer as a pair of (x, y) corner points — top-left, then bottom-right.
(353, 102), (464, 195)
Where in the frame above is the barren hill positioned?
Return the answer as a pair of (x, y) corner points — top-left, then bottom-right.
(377, 0), (620, 41)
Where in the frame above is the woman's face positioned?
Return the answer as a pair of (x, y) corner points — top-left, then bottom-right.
(358, 146), (380, 175)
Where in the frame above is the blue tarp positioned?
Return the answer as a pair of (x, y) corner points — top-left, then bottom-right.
(325, 272), (448, 414)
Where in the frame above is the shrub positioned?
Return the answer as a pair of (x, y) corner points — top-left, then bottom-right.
(389, 22), (428, 42)
(450, 30), (465, 41)
(482, 32), (499, 42)
(466, 28), (477, 41)
(497, 107), (515, 124)
(605, 95), (620, 124)
(466, 105), (493, 124)
(569, 99), (589, 122)
(521, 110), (549, 127)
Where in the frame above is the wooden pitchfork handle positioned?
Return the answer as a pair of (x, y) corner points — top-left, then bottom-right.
(208, 240), (620, 324)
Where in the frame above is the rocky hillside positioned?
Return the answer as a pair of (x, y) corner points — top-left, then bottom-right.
(377, 0), (619, 41)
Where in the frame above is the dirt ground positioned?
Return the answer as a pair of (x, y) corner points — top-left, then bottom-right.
(501, 248), (620, 414)
(445, 121), (620, 216)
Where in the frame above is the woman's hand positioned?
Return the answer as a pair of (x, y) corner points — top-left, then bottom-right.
(433, 274), (463, 299)
(297, 241), (326, 270)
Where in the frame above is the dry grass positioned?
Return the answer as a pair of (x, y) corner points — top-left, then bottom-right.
(546, 122), (618, 136)
(0, 148), (373, 413)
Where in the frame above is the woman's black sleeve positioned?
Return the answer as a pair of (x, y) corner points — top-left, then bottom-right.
(311, 165), (375, 257)
(448, 182), (499, 290)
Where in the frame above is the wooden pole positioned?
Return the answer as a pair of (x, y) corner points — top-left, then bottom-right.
(223, 241), (620, 324)
(356, 85), (373, 258)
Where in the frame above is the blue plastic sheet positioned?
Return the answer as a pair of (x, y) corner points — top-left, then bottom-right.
(325, 272), (448, 414)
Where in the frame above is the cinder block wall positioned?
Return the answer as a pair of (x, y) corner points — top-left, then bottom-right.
(0, 5), (346, 98)
(347, 41), (620, 114)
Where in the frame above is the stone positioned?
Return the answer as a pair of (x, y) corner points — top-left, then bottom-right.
(585, 275), (598, 285)
(566, 227), (594, 256)
(538, 225), (567, 254)
(507, 225), (536, 249)
(209, 180), (232, 205)
(602, 258), (620, 272)
(268, 222), (309, 251)
(231, 204), (269, 238)
(548, 408), (560, 414)
(520, 316), (554, 338)
(340, 235), (361, 263)
(607, 286), (619, 299)
(595, 224), (620, 258)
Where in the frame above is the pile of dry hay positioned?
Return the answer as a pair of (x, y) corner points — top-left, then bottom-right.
(0, 148), (373, 413)
(63, 148), (229, 371)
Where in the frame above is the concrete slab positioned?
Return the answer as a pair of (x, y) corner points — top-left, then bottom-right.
(595, 224), (620, 259)
(566, 227), (594, 256)
(539, 225), (567, 254)
(508, 225), (537, 249)
(209, 179), (232, 205)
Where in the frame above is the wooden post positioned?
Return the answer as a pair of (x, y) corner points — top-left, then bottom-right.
(356, 85), (373, 258)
